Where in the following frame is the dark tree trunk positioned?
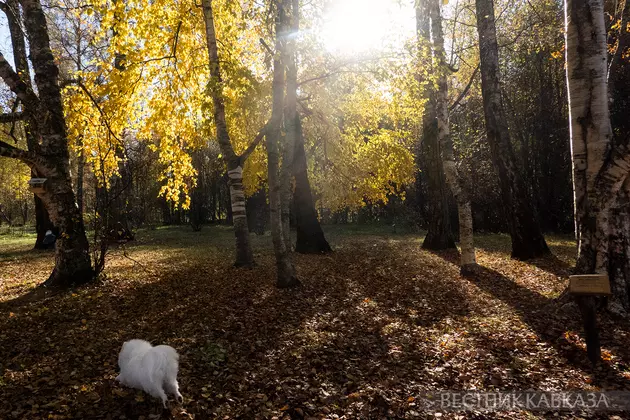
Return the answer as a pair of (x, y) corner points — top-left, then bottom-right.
(420, 117), (456, 250)
(247, 188), (268, 235)
(292, 110), (331, 253)
(475, 0), (550, 259)
(34, 195), (55, 248)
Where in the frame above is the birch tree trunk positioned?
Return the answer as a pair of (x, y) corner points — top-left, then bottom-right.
(475, 0), (550, 260)
(268, 0), (300, 288)
(201, 0), (255, 267)
(430, 0), (477, 274)
(565, 0), (630, 361)
(417, 0), (456, 251)
(3, 0), (55, 250)
(279, 0), (299, 250)
(0, 0), (93, 288)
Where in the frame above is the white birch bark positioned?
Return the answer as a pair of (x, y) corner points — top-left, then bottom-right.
(201, 0), (255, 267)
(430, 0), (477, 273)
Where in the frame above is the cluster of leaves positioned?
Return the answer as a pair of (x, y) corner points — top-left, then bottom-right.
(59, 0), (269, 208)
(47, 0), (437, 213)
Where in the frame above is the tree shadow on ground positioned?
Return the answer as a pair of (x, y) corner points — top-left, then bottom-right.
(0, 247), (53, 263)
(447, 256), (630, 390)
(0, 237), (473, 419)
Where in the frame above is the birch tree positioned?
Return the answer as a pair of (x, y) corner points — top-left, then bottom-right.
(475, 0), (550, 260)
(430, 0), (477, 274)
(202, 0), (267, 268)
(267, 0), (300, 288)
(565, 0), (630, 349)
(0, 0), (93, 287)
(2, 0), (56, 249)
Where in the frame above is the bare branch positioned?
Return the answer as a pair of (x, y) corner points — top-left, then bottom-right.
(0, 53), (40, 111)
(239, 121), (270, 164)
(449, 65), (479, 111)
(0, 138), (33, 163)
(259, 38), (273, 55)
(0, 111), (24, 123)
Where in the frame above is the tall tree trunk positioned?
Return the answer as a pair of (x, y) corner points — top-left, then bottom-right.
(268, 0), (299, 288)
(430, 0), (477, 274)
(417, 0), (456, 251)
(201, 0), (255, 267)
(565, 0), (630, 362)
(284, 0), (331, 254)
(76, 135), (85, 216)
(0, 0), (93, 287)
(4, 0), (55, 249)
(475, 0), (550, 260)
(607, 1), (630, 314)
(293, 116), (332, 253)
(279, 0), (299, 250)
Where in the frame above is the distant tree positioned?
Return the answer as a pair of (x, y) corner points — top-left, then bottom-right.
(475, 0), (550, 259)
(0, 0), (93, 287)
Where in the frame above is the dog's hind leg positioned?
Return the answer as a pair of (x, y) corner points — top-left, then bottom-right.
(146, 385), (168, 408)
(165, 379), (183, 403)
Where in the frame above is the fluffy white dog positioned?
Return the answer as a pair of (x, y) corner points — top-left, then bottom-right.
(115, 339), (183, 407)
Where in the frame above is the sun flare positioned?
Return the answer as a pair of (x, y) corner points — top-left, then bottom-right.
(321, 0), (415, 54)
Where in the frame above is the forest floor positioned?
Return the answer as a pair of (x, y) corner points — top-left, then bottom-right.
(1, 225), (630, 419)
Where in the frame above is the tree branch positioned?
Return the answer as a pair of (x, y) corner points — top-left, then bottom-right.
(0, 138), (33, 163)
(75, 80), (124, 145)
(0, 111), (24, 123)
(0, 52), (40, 111)
(449, 65), (479, 111)
(239, 121), (270, 165)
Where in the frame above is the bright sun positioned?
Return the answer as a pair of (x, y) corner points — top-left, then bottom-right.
(322, 0), (415, 54)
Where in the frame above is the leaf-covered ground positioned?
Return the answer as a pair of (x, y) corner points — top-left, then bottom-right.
(1, 226), (630, 419)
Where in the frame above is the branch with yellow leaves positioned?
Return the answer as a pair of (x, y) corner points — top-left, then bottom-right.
(74, 80), (124, 146)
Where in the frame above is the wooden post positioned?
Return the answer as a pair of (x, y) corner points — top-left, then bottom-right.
(569, 274), (610, 365)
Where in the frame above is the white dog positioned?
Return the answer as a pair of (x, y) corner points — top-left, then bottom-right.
(115, 339), (183, 407)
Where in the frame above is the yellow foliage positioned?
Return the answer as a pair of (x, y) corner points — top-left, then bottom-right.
(60, 0), (420, 211)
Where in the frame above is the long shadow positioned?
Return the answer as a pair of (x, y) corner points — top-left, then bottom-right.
(525, 254), (574, 278)
(0, 247), (53, 263)
(462, 262), (630, 389)
(0, 237), (468, 419)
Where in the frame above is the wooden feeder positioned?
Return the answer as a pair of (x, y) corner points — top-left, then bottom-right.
(569, 274), (611, 296)
(28, 178), (47, 194)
